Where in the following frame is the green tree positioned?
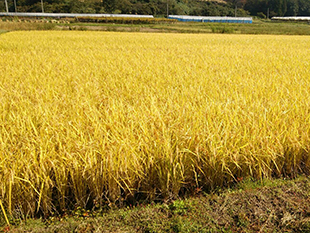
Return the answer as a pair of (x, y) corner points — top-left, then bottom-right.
(269, 0), (287, 16)
(298, 0), (310, 15)
(285, 0), (298, 15)
(103, 0), (116, 13)
(244, 0), (268, 16)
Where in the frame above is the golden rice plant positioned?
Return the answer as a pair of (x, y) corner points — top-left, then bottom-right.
(0, 31), (310, 216)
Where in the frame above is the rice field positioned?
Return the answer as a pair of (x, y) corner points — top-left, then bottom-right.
(0, 31), (310, 216)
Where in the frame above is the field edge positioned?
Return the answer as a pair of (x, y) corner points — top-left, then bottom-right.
(2, 175), (310, 232)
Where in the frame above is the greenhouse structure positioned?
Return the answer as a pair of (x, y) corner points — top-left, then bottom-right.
(272, 16), (310, 21)
(168, 15), (253, 23)
(0, 12), (154, 18)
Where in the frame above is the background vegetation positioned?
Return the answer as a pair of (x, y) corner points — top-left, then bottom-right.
(1, 0), (310, 18)
(1, 17), (310, 35)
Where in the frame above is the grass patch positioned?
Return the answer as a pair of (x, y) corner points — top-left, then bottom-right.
(152, 20), (310, 35)
(1, 17), (310, 35)
(2, 176), (310, 232)
(75, 16), (177, 24)
(0, 21), (56, 31)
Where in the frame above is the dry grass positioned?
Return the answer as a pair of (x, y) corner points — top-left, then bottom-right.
(0, 31), (310, 216)
(0, 21), (55, 31)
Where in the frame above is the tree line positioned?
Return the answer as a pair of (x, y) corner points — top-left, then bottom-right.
(1, 0), (310, 17)
(244, 0), (310, 17)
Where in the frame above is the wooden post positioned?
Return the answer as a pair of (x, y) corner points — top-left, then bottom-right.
(14, 0), (17, 12)
(167, 0), (169, 18)
(5, 0), (9, 12)
(41, 0), (44, 13)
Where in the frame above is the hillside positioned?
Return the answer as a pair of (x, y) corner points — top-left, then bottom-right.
(1, 0), (310, 18)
